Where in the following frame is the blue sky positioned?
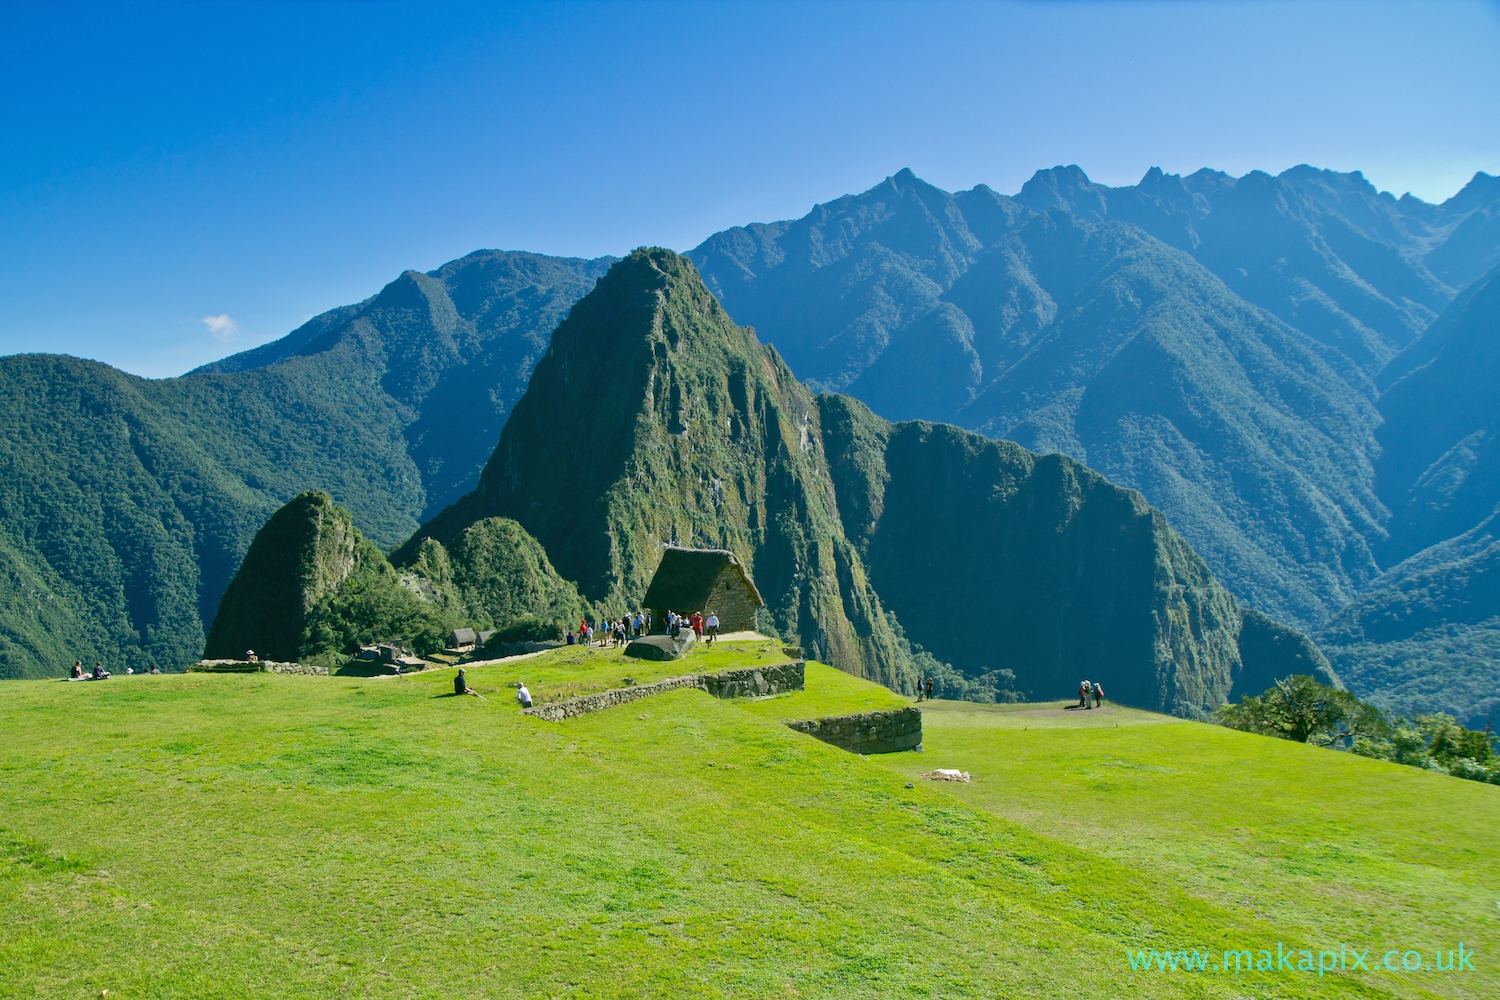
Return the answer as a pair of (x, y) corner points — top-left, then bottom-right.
(2, 0), (1498, 378)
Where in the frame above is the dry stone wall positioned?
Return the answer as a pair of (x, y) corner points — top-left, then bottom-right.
(785, 707), (923, 754)
(190, 659), (329, 676)
(525, 661), (805, 721)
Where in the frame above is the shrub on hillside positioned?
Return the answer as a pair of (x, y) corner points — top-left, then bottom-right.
(1218, 676), (1500, 784)
(301, 540), (458, 658)
(484, 614), (565, 646)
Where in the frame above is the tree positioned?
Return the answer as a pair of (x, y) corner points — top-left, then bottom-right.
(1216, 675), (1387, 746)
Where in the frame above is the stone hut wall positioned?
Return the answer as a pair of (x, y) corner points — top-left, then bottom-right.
(785, 707), (923, 754)
(709, 566), (761, 633)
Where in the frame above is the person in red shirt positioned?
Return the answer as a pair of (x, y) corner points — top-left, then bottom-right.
(691, 612), (703, 638)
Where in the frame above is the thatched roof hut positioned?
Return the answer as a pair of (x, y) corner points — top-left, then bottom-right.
(642, 547), (763, 633)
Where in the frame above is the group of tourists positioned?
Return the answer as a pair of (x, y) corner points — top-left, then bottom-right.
(666, 610), (719, 643)
(453, 667), (532, 709)
(567, 612), (650, 648)
(563, 609), (725, 647)
(914, 675), (935, 702)
(68, 659), (161, 680)
(1077, 679), (1105, 709)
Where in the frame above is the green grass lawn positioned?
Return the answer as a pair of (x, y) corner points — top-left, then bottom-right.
(1, 658), (1495, 998)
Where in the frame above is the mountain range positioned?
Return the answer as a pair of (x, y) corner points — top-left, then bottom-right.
(2, 163), (1498, 723)
(220, 249), (1318, 717)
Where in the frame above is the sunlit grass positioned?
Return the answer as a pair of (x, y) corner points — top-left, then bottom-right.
(0, 669), (1493, 998)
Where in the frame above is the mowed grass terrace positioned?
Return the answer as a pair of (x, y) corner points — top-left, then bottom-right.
(1, 641), (1495, 999)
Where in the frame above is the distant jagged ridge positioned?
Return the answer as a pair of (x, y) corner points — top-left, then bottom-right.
(692, 169), (1435, 629)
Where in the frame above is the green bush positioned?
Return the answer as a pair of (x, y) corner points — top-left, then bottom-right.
(485, 614), (565, 645)
(1219, 676), (1499, 784)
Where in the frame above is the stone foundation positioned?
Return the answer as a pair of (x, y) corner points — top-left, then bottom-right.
(190, 659), (329, 676)
(525, 661), (805, 721)
(785, 707), (923, 754)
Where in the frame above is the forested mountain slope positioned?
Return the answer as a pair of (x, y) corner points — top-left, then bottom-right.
(1374, 262), (1500, 563)
(196, 250), (612, 518)
(692, 173), (1404, 627)
(1317, 262), (1500, 724)
(0, 251), (607, 678)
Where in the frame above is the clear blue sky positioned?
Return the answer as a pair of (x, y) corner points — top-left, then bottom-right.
(2, 0), (1497, 377)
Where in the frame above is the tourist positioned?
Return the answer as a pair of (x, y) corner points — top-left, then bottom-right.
(70, 660), (83, 679)
(706, 612), (719, 643)
(454, 668), (470, 696)
(517, 682), (533, 709)
(925, 676), (934, 701)
(150, 665), (161, 674)
(1093, 680), (1105, 707)
(915, 679), (923, 703)
(691, 611), (703, 638)
(245, 648), (258, 663)
(1080, 679), (1093, 709)
(92, 662), (110, 680)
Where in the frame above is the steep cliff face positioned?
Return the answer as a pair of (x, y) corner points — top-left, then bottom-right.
(203, 491), (360, 661)
(405, 248), (916, 689)
(817, 394), (1256, 717)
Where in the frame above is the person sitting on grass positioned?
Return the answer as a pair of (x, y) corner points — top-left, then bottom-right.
(516, 683), (532, 709)
(92, 662), (110, 680)
(71, 661), (83, 679)
(455, 668), (483, 698)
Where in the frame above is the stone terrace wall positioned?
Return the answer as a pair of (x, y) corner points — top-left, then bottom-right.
(190, 659), (329, 676)
(785, 707), (923, 754)
(525, 661), (805, 722)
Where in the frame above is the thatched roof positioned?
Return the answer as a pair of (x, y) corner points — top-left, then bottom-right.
(642, 547), (763, 612)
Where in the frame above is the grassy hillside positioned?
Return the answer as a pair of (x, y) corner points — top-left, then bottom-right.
(1, 660), (1492, 997)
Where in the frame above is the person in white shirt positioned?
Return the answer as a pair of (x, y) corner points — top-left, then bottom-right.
(707, 613), (719, 644)
(517, 683), (533, 709)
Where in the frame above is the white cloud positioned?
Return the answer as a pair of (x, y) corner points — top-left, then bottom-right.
(200, 314), (239, 341)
